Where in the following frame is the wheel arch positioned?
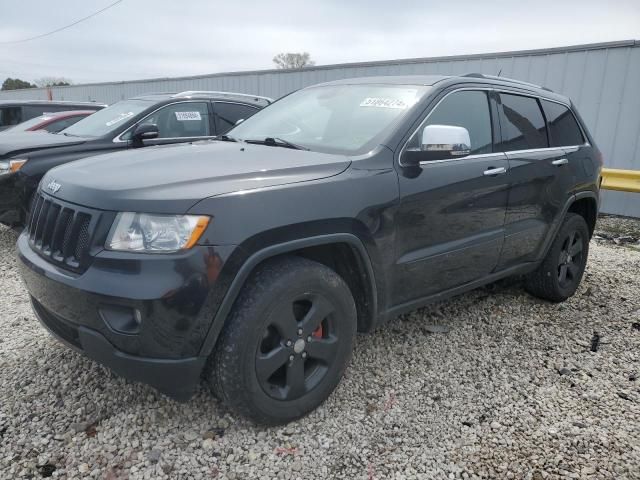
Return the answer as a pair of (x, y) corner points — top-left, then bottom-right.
(567, 194), (598, 238)
(198, 233), (378, 357)
(537, 190), (599, 261)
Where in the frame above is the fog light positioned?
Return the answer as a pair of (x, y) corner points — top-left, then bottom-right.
(99, 305), (142, 334)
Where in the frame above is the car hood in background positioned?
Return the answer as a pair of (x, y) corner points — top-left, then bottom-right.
(41, 140), (352, 213)
(0, 131), (87, 158)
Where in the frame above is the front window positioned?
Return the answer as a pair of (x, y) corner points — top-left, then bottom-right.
(229, 84), (429, 155)
(61, 100), (152, 138)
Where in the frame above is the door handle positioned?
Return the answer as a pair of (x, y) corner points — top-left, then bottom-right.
(483, 167), (507, 176)
(552, 158), (569, 166)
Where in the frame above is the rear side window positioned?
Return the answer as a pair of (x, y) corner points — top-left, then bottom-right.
(408, 90), (493, 155)
(499, 94), (547, 151)
(214, 102), (259, 134)
(541, 100), (584, 147)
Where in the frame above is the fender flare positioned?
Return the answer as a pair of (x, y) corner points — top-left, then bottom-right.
(198, 233), (378, 357)
(537, 190), (599, 261)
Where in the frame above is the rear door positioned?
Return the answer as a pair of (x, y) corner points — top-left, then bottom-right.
(393, 89), (510, 305)
(540, 99), (591, 184)
(496, 92), (570, 268)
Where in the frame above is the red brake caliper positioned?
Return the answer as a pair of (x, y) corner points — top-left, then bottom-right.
(312, 324), (323, 339)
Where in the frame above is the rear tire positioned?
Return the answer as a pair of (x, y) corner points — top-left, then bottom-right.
(207, 256), (357, 425)
(525, 213), (590, 302)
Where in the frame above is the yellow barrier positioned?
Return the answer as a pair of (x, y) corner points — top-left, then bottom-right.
(601, 168), (640, 193)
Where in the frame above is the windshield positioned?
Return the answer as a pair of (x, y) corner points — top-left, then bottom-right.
(228, 84), (429, 155)
(3, 115), (51, 132)
(61, 99), (151, 137)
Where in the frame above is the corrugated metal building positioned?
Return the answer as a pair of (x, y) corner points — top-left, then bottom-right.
(2, 39), (639, 216)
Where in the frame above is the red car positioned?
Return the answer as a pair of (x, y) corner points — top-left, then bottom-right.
(1, 110), (95, 134)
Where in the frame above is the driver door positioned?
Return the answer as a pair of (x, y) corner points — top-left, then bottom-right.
(392, 89), (510, 305)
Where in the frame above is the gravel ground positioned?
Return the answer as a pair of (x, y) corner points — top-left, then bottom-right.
(1, 219), (639, 480)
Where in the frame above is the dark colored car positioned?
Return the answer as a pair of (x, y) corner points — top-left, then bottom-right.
(1, 110), (95, 134)
(18, 74), (601, 424)
(0, 100), (105, 131)
(0, 91), (270, 225)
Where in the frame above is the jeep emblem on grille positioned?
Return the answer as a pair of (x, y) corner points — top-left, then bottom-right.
(46, 180), (62, 194)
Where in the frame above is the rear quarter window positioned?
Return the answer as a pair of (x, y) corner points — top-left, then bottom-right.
(541, 100), (585, 147)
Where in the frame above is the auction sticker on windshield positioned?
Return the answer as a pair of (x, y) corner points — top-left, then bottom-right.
(360, 97), (408, 109)
(106, 112), (135, 126)
(175, 112), (202, 121)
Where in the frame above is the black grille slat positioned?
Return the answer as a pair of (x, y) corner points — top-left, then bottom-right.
(41, 204), (61, 252)
(27, 191), (96, 273)
(33, 200), (51, 246)
(62, 213), (81, 260)
(74, 215), (91, 262)
(28, 194), (44, 237)
(50, 209), (72, 257)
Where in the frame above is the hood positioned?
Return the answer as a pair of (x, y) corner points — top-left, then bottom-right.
(0, 131), (87, 158)
(42, 140), (351, 213)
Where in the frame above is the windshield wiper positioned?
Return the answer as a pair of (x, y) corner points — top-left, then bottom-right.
(245, 137), (309, 151)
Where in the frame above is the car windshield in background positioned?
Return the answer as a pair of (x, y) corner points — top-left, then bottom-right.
(229, 84), (429, 155)
(61, 99), (151, 138)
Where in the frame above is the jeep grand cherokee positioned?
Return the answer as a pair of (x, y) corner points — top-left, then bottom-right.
(18, 74), (601, 424)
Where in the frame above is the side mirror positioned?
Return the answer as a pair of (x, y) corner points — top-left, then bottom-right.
(402, 124), (471, 166)
(132, 123), (159, 144)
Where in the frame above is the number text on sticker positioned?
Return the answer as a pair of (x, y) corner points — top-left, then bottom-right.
(175, 112), (202, 121)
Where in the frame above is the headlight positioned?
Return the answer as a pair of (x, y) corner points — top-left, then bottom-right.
(106, 212), (210, 253)
(0, 158), (28, 176)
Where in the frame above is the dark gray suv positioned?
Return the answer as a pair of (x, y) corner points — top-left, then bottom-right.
(18, 74), (601, 424)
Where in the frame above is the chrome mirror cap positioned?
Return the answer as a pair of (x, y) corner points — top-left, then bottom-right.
(421, 124), (471, 157)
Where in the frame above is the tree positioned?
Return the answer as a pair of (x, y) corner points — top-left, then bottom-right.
(272, 52), (315, 69)
(1, 78), (36, 90)
(33, 77), (73, 88)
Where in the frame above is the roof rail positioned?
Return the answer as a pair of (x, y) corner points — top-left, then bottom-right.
(461, 73), (554, 92)
(172, 90), (273, 104)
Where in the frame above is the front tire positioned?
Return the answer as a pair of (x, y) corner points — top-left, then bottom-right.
(207, 256), (357, 425)
(525, 213), (590, 302)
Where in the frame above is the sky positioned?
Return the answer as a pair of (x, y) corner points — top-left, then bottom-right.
(1, 0), (639, 85)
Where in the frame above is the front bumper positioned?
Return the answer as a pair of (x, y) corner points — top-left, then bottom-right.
(18, 232), (238, 400)
(31, 296), (205, 400)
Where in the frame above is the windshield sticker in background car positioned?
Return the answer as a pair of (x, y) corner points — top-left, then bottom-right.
(105, 112), (135, 126)
(175, 111), (202, 121)
(359, 97), (408, 109)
